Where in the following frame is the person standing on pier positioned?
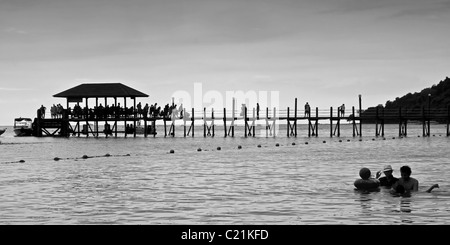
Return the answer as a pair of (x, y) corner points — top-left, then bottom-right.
(256, 103), (260, 119)
(339, 104), (345, 117)
(304, 102), (310, 117)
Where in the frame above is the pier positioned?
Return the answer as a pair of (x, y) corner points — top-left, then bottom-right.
(34, 83), (450, 138)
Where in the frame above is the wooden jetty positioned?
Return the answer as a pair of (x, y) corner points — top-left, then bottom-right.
(34, 84), (450, 138)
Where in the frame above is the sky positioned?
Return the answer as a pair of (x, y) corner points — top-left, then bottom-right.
(1, 0), (450, 125)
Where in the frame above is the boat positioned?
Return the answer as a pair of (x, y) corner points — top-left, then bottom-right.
(14, 118), (34, 136)
(0, 128), (6, 136)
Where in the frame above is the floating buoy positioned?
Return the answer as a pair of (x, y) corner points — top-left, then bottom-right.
(19, 160), (25, 163)
(347, 139), (351, 142)
(169, 149), (175, 154)
(257, 144), (261, 148)
(126, 154), (130, 156)
(359, 139), (362, 141)
(323, 141), (326, 143)
(292, 142), (296, 145)
(216, 147), (221, 151)
(305, 142), (308, 144)
(372, 138), (375, 141)
(392, 137), (395, 139)
(105, 153), (111, 157)
(238, 145), (242, 149)
(82, 155), (89, 159)
(54, 157), (60, 161)
(197, 148), (202, 152)
(275, 143), (280, 147)
(339, 140), (342, 142)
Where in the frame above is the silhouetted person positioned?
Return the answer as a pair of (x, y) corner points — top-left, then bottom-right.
(304, 102), (310, 117)
(376, 165), (398, 188)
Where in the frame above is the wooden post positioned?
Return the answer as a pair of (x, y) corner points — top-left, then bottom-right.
(352, 106), (356, 137)
(114, 97), (117, 137)
(287, 107), (290, 137)
(85, 97), (89, 138)
(359, 94), (362, 137)
(133, 97), (137, 138)
(203, 107), (206, 137)
(294, 98), (297, 137)
(244, 106), (248, 138)
(164, 116), (167, 137)
(223, 108), (227, 137)
(95, 97), (99, 137)
(266, 107), (269, 138)
(124, 97), (127, 138)
(192, 108), (195, 137)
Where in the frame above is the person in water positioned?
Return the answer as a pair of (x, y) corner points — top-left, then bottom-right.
(390, 165), (439, 194)
(354, 167), (380, 191)
(376, 165), (398, 188)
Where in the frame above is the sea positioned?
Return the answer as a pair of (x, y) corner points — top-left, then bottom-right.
(1, 122), (449, 225)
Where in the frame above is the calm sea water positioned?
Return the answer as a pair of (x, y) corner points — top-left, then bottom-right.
(1, 123), (449, 225)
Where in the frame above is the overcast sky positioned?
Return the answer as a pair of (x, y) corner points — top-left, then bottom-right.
(1, 0), (450, 125)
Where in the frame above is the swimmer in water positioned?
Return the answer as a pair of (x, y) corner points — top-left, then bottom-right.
(390, 165), (439, 194)
(376, 164), (398, 188)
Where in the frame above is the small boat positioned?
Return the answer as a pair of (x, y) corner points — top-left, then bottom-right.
(14, 118), (34, 136)
(0, 128), (6, 136)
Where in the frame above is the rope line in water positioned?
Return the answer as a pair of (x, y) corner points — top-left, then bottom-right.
(2, 135), (447, 163)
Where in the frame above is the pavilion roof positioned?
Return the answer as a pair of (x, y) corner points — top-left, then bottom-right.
(53, 83), (149, 98)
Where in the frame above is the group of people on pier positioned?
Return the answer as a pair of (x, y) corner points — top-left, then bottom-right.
(38, 102), (184, 120)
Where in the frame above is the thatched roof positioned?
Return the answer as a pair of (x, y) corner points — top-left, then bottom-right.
(53, 83), (149, 98)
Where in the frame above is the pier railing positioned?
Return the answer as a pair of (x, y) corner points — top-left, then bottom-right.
(35, 104), (450, 138)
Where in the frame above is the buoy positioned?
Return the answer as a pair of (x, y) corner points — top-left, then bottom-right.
(359, 139), (362, 141)
(105, 153), (111, 157)
(257, 144), (261, 148)
(292, 142), (296, 145)
(322, 141), (326, 143)
(339, 140), (342, 142)
(126, 154), (130, 156)
(275, 143), (280, 147)
(169, 149), (175, 154)
(238, 145), (242, 149)
(305, 142), (308, 145)
(19, 160), (25, 163)
(54, 157), (60, 161)
(197, 148), (202, 152)
(372, 138), (375, 141)
(216, 147), (221, 151)
(347, 139), (351, 142)
(82, 155), (88, 159)
(392, 137), (396, 139)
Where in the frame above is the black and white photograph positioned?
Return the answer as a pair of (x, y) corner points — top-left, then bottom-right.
(1, 0), (450, 239)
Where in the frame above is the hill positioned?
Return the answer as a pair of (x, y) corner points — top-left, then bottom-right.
(360, 77), (450, 123)
(383, 76), (450, 110)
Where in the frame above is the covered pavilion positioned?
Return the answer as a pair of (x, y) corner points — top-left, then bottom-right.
(53, 83), (149, 137)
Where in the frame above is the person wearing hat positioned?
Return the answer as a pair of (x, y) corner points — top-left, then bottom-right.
(376, 165), (399, 188)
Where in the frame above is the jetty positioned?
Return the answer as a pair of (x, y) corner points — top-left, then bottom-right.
(33, 84), (450, 138)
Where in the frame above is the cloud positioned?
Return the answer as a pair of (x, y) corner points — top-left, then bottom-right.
(3, 27), (28, 35)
